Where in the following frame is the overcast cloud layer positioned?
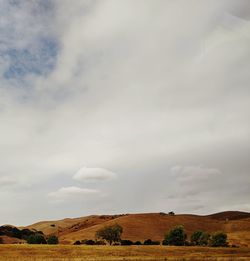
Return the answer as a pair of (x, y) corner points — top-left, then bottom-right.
(0, 0), (249, 226)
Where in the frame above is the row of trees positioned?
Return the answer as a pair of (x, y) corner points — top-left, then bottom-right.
(74, 224), (228, 247)
(27, 234), (59, 245)
(163, 225), (228, 247)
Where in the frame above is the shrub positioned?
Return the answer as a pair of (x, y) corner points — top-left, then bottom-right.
(96, 224), (123, 245)
(27, 234), (47, 244)
(121, 239), (133, 245)
(134, 241), (142, 245)
(73, 240), (81, 245)
(144, 239), (153, 245)
(151, 240), (160, 245)
(47, 235), (59, 245)
(94, 240), (106, 245)
(191, 230), (210, 246)
(143, 239), (160, 245)
(210, 232), (228, 247)
(164, 225), (187, 246)
(85, 239), (95, 245)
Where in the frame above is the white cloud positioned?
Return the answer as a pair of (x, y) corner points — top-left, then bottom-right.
(73, 166), (117, 182)
(48, 186), (99, 200)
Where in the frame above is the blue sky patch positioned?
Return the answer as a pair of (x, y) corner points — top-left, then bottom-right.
(3, 38), (58, 79)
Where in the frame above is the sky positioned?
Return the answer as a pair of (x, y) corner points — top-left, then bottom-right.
(0, 0), (249, 226)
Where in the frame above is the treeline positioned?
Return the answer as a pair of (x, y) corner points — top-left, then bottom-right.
(27, 234), (59, 245)
(163, 225), (228, 247)
(0, 225), (43, 241)
(74, 224), (230, 247)
(0, 225), (59, 245)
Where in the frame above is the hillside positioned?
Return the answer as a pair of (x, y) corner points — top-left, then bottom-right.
(24, 211), (250, 247)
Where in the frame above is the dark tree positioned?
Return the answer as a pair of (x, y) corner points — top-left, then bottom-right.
(210, 232), (228, 247)
(143, 239), (160, 245)
(143, 239), (153, 245)
(191, 230), (210, 246)
(27, 234), (47, 244)
(96, 224), (123, 245)
(84, 239), (95, 245)
(121, 239), (133, 245)
(47, 235), (59, 245)
(163, 225), (187, 246)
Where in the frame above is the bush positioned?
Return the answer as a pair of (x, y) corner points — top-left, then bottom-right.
(164, 225), (187, 246)
(27, 234), (47, 244)
(96, 224), (123, 245)
(73, 240), (81, 245)
(121, 239), (133, 245)
(134, 241), (142, 245)
(210, 232), (228, 247)
(191, 230), (210, 246)
(85, 239), (95, 245)
(47, 235), (59, 245)
(143, 239), (160, 245)
(94, 240), (106, 245)
(151, 240), (160, 245)
(144, 239), (153, 245)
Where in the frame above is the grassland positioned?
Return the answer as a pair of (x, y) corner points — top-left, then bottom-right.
(0, 245), (250, 261)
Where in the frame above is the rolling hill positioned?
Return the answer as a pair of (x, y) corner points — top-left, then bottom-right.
(23, 211), (250, 247)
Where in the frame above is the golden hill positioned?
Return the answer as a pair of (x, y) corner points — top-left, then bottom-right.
(25, 211), (250, 247)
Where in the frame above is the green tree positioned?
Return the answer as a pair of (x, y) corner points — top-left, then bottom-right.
(27, 233), (47, 244)
(47, 235), (59, 245)
(163, 225), (187, 246)
(96, 224), (123, 245)
(191, 230), (210, 246)
(210, 232), (228, 247)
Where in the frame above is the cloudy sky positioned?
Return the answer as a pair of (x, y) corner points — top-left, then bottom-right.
(0, 0), (249, 226)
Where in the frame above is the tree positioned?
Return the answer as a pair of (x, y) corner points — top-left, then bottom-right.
(27, 234), (47, 244)
(143, 239), (153, 245)
(210, 232), (228, 247)
(163, 225), (187, 246)
(191, 230), (210, 246)
(96, 224), (123, 245)
(47, 235), (59, 245)
(121, 239), (133, 245)
(143, 239), (160, 245)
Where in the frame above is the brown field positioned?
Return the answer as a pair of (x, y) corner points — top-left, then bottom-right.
(0, 245), (250, 261)
(25, 211), (250, 247)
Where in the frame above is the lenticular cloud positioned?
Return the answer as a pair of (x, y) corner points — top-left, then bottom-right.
(73, 167), (117, 182)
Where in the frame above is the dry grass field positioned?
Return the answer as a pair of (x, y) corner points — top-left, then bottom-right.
(0, 245), (250, 261)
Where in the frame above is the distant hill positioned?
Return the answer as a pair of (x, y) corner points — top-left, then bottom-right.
(206, 211), (250, 221)
(22, 211), (250, 247)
